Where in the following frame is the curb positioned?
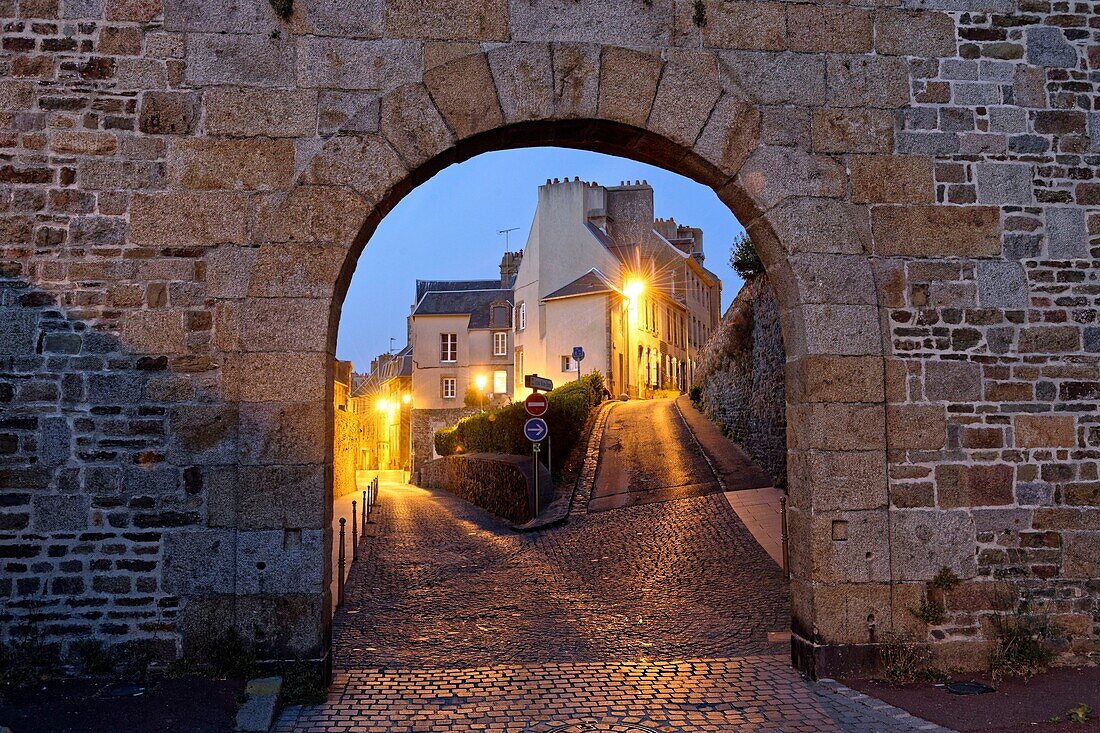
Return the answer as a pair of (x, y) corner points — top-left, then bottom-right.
(567, 400), (615, 518)
(235, 676), (283, 732)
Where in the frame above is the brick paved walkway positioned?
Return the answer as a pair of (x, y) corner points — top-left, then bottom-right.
(277, 473), (950, 732)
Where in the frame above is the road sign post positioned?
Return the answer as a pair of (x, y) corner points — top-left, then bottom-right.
(572, 346), (585, 384)
(524, 374), (554, 392)
(524, 417), (548, 517)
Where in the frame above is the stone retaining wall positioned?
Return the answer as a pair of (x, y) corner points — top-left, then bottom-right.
(696, 275), (787, 485)
(417, 453), (554, 524)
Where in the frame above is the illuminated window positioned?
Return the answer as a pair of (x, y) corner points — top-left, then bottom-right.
(440, 333), (457, 362)
(493, 370), (507, 394)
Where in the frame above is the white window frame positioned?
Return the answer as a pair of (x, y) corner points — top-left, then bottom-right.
(493, 331), (508, 356)
(440, 333), (457, 363)
(518, 302), (526, 331)
(441, 377), (456, 399)
(493, 369), (507, 394)
(561, 355), (577, 373)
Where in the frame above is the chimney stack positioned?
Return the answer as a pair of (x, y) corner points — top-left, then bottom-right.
(500, 250), (522, 288)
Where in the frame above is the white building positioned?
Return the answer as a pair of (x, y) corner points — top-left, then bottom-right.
(512, 178), (721, 399)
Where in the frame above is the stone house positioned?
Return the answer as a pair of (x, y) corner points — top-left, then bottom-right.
(407, 269), (515, 468)
(512, 178), (721, 399)
(354, 347), (411, 472)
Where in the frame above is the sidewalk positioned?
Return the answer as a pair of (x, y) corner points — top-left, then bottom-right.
(674, 395), (786, 571)
(329, 470), (397, 613)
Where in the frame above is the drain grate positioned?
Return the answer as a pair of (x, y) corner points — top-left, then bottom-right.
(545, 721), (664, 726)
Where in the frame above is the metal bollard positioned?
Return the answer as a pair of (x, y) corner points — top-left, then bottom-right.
(351, 500), (358, 562)
(366, 478), (376, 524)
(361, 489), (367, 527)
(780, 495), (790, 579)
(337, 517), (346, 608)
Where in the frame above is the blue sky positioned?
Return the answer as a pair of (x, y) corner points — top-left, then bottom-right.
(336, 147), (746, 368)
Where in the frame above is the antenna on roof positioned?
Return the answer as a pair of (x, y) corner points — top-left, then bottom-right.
(498, 227), (520, 249)
(389, 337), (397, 353)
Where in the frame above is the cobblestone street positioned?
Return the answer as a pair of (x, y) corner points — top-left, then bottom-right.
(276, 400), (949, 732)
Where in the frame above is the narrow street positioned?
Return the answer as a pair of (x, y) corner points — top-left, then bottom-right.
(278, 399), (948, 733)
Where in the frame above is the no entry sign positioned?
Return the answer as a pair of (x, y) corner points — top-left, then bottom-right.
(525, 393), (548, 417)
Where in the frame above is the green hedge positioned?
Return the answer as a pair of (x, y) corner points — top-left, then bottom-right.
(435, 372), (605, 475)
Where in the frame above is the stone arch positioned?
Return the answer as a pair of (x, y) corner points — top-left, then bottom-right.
(233, 44), (890, 674)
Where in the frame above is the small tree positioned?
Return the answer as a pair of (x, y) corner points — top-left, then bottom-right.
(463, 383), (485, 409)
(729, 233), (765, 280)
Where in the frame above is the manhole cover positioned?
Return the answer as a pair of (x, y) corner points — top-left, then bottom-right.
(944, 681), (996, 695)
(545, 726), (664, 733)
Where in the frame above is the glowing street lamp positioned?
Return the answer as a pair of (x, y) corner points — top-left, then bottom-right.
(622, 277), (647, 399)
(475, 374), (488, 412)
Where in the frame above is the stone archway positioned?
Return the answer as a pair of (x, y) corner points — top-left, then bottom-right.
(231, 44), (891, 675)
(5, 0), (1095, 681)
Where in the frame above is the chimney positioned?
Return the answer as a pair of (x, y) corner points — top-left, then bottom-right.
(500, 250), (522, 288)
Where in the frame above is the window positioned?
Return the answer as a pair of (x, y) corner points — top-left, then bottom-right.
(518, 301), (526, 330)
(561, 355), (577, 372)
(441, 377), (456, 399)
(493, 331), (507, 356)
(493, 370), (507, 394)
(440, 333), (457, 362)
(516, 349), (523, 383)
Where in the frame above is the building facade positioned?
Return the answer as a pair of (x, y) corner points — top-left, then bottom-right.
(406, 265), (517, 468)
(512, 178), (721, 400)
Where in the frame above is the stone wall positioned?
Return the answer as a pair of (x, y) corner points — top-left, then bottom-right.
(696, 275), (787, 485)
(333, 406), (366, 499)
(0, 0), (1096, 677)
(417, 453), (553, 524)
(410, 406), (477, 473)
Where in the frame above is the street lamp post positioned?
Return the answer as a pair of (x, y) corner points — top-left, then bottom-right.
(402, 392), (412, 484)
(475, 374), (487, 412)
(623, 278), (645, 399)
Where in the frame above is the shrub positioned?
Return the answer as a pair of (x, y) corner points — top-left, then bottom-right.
(688, 385), (702, 407)
(729, 233), (764, 280)
(880, 634), (946, 684)
(435, 373), (604, 476)
(990, 612), (1062, 681)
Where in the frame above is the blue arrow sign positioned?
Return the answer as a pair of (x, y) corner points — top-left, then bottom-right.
(524, 417), (548, 443)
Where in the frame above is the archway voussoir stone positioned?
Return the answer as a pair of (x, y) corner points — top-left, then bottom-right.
(596, 46), (664, 129)
(737, 146), (847, 213)
(645, 49), (721, 151)
(422, 52), (504, 140)
(486, 43), (555, 125)
(550, 43), (600, 120)
(691, 93), (761, 186)
(379, 83), (456, 170)
(763, 197), (872, 257)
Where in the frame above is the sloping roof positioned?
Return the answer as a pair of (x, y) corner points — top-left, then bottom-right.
(413, 288), (512, 317)
(542, 269), (618, 302)
(415, 279), (501, 303)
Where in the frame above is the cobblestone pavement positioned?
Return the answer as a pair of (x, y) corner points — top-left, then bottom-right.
(333, 484), (789, 667)
(278, 398), (951, 732)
